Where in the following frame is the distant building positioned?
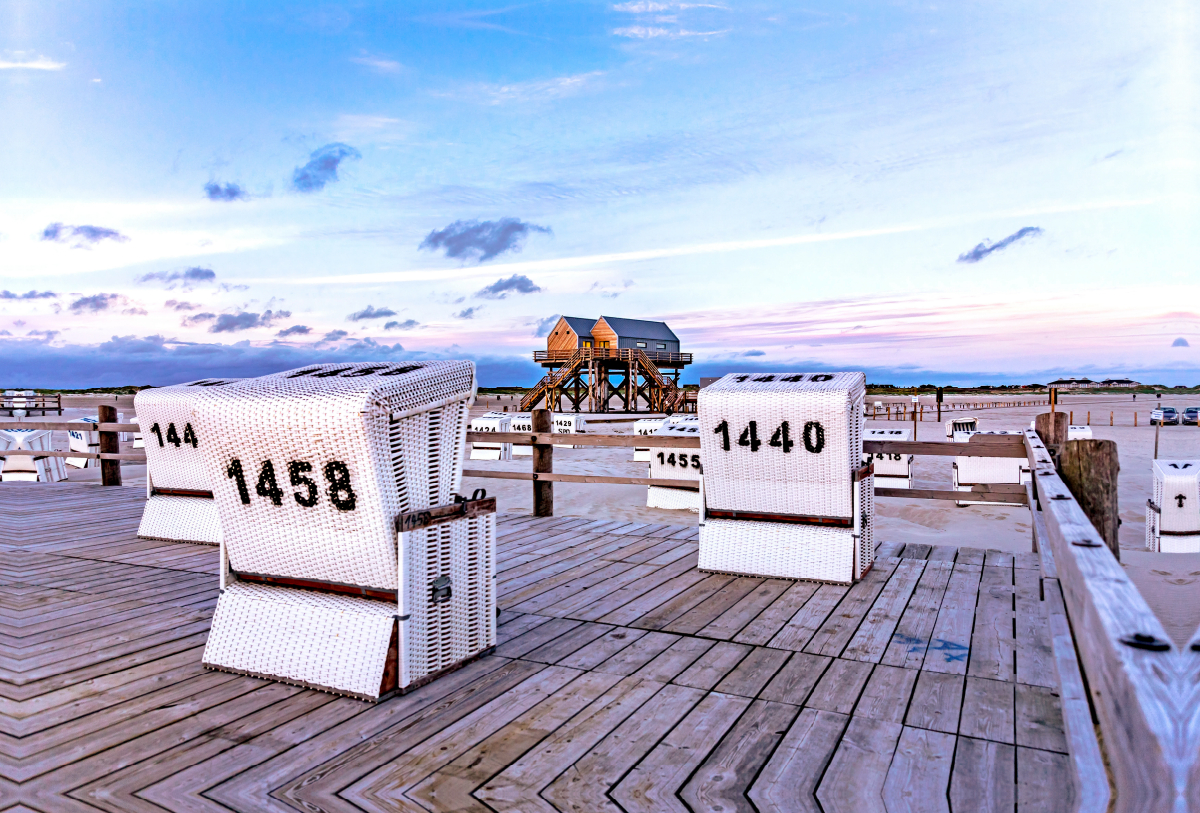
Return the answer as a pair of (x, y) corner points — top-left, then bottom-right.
(1047, 378), (1097, 389)
(546, 316), (680, 354)
(1100, 378), (1140, 388)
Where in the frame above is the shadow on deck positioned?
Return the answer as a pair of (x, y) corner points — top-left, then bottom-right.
(0, 482), (1076, 811)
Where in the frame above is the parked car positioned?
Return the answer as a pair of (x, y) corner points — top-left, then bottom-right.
(1151, 407), (1180, 426)
(1184, 407), (1200, 426)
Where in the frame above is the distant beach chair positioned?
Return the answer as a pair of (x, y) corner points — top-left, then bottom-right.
(1067, 425), (1092, 440)
(646, 418), (701, 510)
(552, 412), (587, 448)
(510, 412), (534, 456)
(698, 372), (873, 583)
(633, 417), (668, 462)
(0, 429), (67, 482)
(469, 412), (512, 460)
(1147, 460), (1200, 553)
(135, 379), (241, 545)
(945, 416), (978, 438)
(66, 418), (101, 468)
(864, 427), (913, 488)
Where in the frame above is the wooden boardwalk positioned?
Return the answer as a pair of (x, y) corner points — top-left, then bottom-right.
(0, 482), (1076, 812)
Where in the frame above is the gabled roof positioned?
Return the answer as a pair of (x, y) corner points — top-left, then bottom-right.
(598, 316), (679, 342)
(558, 316), (595, 339)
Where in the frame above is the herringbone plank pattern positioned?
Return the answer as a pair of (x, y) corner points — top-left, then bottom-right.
(0, 483), (1077, 811)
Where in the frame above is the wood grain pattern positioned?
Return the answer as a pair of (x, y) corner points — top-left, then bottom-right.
(0, 484), (1090, 812)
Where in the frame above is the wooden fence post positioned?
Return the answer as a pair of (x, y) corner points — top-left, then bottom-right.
(98, 403), (121, 487)
(532, 408), (553, 516)
(1035, 411), (1068, 448)
(1058, 439), (1120, 561)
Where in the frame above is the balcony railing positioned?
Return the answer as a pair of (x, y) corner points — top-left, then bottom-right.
(533, 349), (692, 366)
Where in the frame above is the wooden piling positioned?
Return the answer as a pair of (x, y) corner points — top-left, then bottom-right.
(532, 408), (553, 516)
(98, 404), (121, 487)
(1035, 411), (1068, 448)
(1058, 439), (1120, 561)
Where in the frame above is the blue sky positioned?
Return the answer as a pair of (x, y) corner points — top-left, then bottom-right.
(1, 0), (1197, 387)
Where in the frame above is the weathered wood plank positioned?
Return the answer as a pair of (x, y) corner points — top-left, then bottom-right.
(842, 558), (926, 663)
(881, 726), (955, 813)
(949, 737), (1015, 813)
(680, 699), (798, 813)
(905, 671), (963, 735)
(805, 659), (873, 715)
(854, 665), (918, 724)
(804, 559), (899, 657)
(748, 708), (847, 813)
(767, 584), (850, 652)
(732, 581), (820, 646)
(760, 652), (831, 706)
(815, 716), (902, 813)
(959, 677), (1015, 745)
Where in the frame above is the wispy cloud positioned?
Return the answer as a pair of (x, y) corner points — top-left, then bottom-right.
(347, 304), (398, 321)
(612, 2), (726, 10)
(333, 115), (409, 143)
(957, 227), (1043, 263)
(164, 299), (200, 311)
(321, 329), (349, 342)
(420, 218), (551, 263)
(204, 181), (248, 201)
(384, 319), (419, 330)
(292, 143), (360, 193)
(350, 54), (404, 73)
(1173, 337), (1190, 347)
(447, 72), (604, 105)
(136, 267), (217, 287)
(475, 274), (542, 299)
(414, 7), (527, 35)
(613, 25), (728, 38)
(0, 290), (56, 300)
(0, 54), (66, 70)
(209, 309), (290, 333)
(41, 223), (129, 249)
(455, 307), (480, 319)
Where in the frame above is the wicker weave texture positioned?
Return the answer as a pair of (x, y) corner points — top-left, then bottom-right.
(864, 428), (912, 478)
(203, 582), (395, 699)
(698, 372), (865, 517)
(647, 485), (700, 511)
(138, 495), (221, 545)
(194, 361), (475, 591)
(699, 517), (861, 583)
(399, 512), (496, 686)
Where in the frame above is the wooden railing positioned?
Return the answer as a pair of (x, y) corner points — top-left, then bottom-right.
(0, 393), (63, 415)
(1023, 427), (1200, 811)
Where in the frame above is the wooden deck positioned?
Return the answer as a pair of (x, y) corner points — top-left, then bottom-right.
(0, 482), (1077, 812)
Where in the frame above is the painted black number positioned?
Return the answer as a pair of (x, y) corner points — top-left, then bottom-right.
(182, 423), (198, 448)
(667, 452), (676, 466)
(324, 461), (357, 511)
(149, 423), (164, 447)
(255, 460), (284, 505)
(738, 421), (762, 452)
(226, 459), (250, 504)
(714, 420), (730, 451)
(166, 422), (182, 447)
(691, 454), (702, 472)
(769, 421), (795, 453)
(289, 461), (319, 507)
(803, 421), (825, 453)
(656, 452), (665, 464)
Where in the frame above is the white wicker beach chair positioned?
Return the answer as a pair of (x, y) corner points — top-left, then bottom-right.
(864, 427), (913, 489)
(135, 380), (241, 545)
(646, 420), (701, 511)
(66, 418), (99, 468)
(1067, 425), (1092, 440)
(951, 429), (1029, 505)
(197, 360), (494, 700)
(698, 372), (873, 583)
(0, 429), (67, 482)
(1147, 460), (1200, 553)
(633, 417), (668, 462)
(469, 413), (512, 460)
